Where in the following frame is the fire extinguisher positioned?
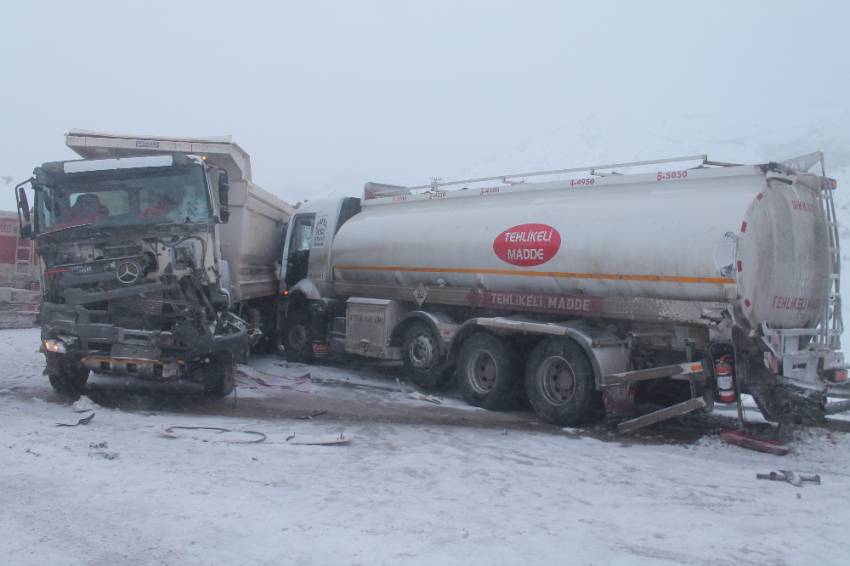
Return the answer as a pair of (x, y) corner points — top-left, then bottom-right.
(714, 354), (737, 404)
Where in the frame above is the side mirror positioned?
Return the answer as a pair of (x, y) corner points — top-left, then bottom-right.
(15, 180), (33, 239)
(218, 170), (230, 223)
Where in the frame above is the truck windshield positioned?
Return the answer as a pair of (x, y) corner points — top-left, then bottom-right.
(35, 164), (212, 234)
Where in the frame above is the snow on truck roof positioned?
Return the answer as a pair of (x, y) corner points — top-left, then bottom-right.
(62, 155), (177, 174)
(363, 151), (832, 206)
(65, 129), (253, 183)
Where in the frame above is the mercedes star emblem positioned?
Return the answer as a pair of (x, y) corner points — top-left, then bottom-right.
(115, 260), (141, 285)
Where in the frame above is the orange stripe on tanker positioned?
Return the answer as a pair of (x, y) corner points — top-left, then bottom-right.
(334, 264), (736, 285)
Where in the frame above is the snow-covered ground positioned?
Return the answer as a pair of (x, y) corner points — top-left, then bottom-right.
(2, 327), (850, 565)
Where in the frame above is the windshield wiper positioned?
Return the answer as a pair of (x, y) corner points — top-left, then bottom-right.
(155, 218), (209, 229)
(37, 222), (95, 238)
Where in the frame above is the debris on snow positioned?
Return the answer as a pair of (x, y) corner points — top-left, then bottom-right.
(294, 409), (327, 420)
(285, 432), (350, 445)
(89, 450), (119, 460)
(756, 470), (821, 487)
(72, 395), (98, 413)
(721, 428), (790, 455)
(161, 425), (267, 444)
(56, 412), (95, 427)
(407, 391), (442, 405)
(395, 377), (441, 404)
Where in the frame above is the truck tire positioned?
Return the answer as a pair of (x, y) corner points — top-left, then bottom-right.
(456, 332), (518, 410)
(201, 353), (235, 398)
(525, 337), (597, 426)
(402, 321), (448, 389)
(47, 355), (90, 397)
(282, 309), (313, 363)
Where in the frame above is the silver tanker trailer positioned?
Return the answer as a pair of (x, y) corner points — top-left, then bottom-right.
(14, 131), (293, 397)
(277, 153), (849, 430)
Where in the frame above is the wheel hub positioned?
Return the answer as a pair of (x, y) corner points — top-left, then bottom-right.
(538, 355), (576, 405)
(467, 349), (497, 394)
(408, 335), (435, 369)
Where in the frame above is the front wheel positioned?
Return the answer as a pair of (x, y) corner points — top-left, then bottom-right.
(201, 353), (235, 398)
(525, 337), (597, 426)
(456, 332), (518, 410)
(46, 353), (90, 397)
(281, 309), (313, 363)
(402, 321), (449, 389)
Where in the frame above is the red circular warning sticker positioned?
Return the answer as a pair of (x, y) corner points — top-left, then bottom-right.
(493, 223), (561, 267)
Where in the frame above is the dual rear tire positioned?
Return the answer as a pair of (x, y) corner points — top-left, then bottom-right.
(524, 337), (597, 426)
(456, 332), (518, 410)
(455, 333), (597, 425)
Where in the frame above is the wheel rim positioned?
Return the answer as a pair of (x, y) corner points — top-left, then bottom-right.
(467, 349), (498, 394)
(537, 355), (576, 405)
(408, 334), (435, 369)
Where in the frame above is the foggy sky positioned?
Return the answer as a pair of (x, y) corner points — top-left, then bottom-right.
(1, 0), (848, 210)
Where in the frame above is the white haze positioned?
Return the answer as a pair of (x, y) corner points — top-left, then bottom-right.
(1, 0), (848, 209)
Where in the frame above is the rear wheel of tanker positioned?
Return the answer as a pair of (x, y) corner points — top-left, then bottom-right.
(402, 321), (448, 389)
(46, 354), (90, 397)
(456, 332), (518, 410)
(525, 337), (597, 426)
(282, 309), (313, 363)
(201, 353), (235, 398)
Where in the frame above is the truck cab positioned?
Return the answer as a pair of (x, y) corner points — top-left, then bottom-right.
(277, 197), (360, 358)
(15, 131), (292, 398)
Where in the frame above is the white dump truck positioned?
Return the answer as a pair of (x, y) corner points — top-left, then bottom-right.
(14, 131), (293, 396)
(277, 153), (849, 429)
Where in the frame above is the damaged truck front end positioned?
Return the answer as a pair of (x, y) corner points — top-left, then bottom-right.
(20, 154), (246, 397)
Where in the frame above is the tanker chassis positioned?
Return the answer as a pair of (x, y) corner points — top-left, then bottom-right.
(15, 131), (293, 397)
(278, 153), (849, 429)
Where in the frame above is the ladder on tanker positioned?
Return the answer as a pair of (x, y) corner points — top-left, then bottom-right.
(820, 176), (842, 350)
(820, 182), (842, 350)
(784, 152), (843, 350)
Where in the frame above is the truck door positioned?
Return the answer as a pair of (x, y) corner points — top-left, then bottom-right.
(283, 213), (315, 289)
